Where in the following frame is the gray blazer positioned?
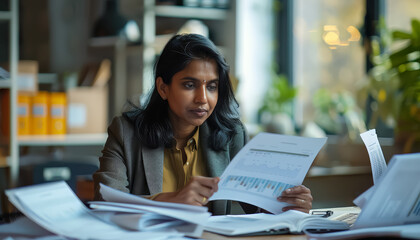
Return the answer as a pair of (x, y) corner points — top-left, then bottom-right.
(93, 116), (247, 215)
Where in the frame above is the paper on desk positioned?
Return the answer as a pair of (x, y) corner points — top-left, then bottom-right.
(99, 183), (207, 213)
(305, 223), (420, 240)
(209, 132), (327, 214)
(352, 153), (420, 229)
(5, 181), (183, 240)
(90, 183), (211, 237)
(0, 216), (53, 237)
(89, 201), (209, 237)
(360, 129), (387, 184)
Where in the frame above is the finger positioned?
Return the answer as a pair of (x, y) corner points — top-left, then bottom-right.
(187, 179), (218, 199)
(196, 196), (208, 205)
(282, 185), (311, 196)
(282, 206), (310, 213)
(278, 193), (313, 203)
(278, 196), (310, 206)
(191, 176), (220, 192)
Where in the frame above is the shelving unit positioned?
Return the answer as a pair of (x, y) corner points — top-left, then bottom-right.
(155, 5), (228, 20)
(1, 1), (109, 192)
(141, 1), (237, 94)
(18, 134), (108, 147)
(0, 0), (19, 188)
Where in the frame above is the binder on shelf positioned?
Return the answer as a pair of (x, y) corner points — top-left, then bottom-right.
(0, 89), (10, 137)
(49, 92), (66, 135)
(17, 94), (31, 135)
(31, 91), (49, 135)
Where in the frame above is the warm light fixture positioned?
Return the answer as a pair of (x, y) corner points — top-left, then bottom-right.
(346, 25), (361, 42)
(322, 24), (360, 49)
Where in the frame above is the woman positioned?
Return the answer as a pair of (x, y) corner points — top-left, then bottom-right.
(93, 34), (313, 215)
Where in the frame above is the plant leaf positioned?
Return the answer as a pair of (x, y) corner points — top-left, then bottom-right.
(392, 30), (412, 40)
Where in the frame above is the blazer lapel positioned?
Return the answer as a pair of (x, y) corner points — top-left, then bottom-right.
(142, 146), (164, 195)
(200, 124), (230, 177)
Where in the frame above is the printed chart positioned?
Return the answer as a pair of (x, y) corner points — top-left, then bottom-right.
(220, 175), (294, 198)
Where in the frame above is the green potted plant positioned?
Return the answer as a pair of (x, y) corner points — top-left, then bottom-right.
(367, 18), (420, 152)
(312, 89), (367, 141)
(258, 72), (297, 135)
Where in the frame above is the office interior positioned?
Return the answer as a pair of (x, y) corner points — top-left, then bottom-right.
(0, 0), (419, 216)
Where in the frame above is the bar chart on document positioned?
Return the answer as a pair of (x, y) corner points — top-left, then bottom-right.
(219, 147), (310, 199)
(210, 132), (327, 213)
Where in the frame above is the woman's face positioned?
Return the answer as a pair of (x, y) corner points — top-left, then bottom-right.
(157, 59), (219, 133)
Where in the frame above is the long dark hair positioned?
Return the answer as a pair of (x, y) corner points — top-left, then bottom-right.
(124, 34), (240, 151)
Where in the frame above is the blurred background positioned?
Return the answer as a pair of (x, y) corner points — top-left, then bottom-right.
(0, 0), (419, 214)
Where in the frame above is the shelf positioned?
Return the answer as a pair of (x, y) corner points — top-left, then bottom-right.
(0, 11), (11, 21)
(155, 6), (227, 20)
(18, 133), (108, 147)
(0, 79), (11, 88)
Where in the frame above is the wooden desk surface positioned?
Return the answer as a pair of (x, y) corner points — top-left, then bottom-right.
(202, 231), (307, 240)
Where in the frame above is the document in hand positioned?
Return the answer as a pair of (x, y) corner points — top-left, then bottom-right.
(205, 210), (349, 236)
(306, 153), (420, 240)
(88, 183), (211, 237)
(209, 132), (327, 214)
(5, 181), (183, 240)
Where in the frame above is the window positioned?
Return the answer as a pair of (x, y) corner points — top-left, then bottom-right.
(292, 0), (366, 136)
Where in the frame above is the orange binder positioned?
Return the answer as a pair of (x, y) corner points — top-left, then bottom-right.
(49, 92), (66, 135)
(17, 94), (31, 135)
(31, 91), (49, 135)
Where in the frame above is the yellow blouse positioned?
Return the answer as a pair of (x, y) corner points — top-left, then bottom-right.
(162, 128), (208, 192)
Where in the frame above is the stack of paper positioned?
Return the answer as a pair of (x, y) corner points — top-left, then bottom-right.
(306, 152), (420, 240)
(89, 183), (211, 237)
(3, 181), (189, 239)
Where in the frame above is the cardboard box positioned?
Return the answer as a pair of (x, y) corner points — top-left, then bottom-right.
(2, 61), (39, 95)
(66, 86), (108, 134)
(17, 61), (38, 95)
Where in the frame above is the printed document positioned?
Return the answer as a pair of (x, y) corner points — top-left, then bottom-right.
(354, 129), (388, 208)
(353, 153), (420, 229)
(360, 129), (387, 184)
(5, 181), (183, 240)
(307, 153), (420, 240)
(209, 132), (327, 214)
(89, 183), (211, 237)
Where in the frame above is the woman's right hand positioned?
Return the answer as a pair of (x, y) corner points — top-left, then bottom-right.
(154, 176), (220, 206)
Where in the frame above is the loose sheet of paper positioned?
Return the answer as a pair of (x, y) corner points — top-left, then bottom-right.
(360, 129), (387, 184)
(209, 132), (327, 214)
(90, 183), (211, 237)
(5, 181), (183, 240)
(99, 183), (207, 213)
(353, 153), (420, 229)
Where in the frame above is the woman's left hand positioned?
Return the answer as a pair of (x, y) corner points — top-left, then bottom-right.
(277, 185), (313, 213)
